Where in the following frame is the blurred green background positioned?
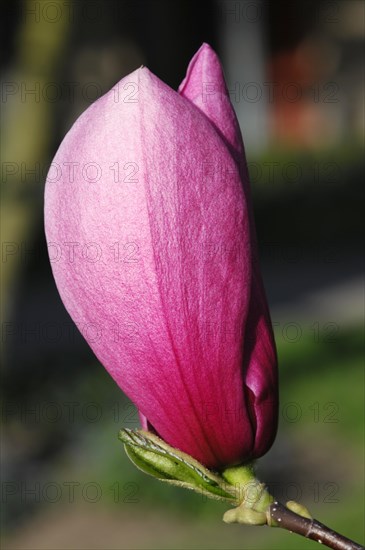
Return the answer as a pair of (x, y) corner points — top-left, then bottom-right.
(1, 1), (364, 549)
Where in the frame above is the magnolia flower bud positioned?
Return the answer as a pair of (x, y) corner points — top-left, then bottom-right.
(45, 44), (278, 470)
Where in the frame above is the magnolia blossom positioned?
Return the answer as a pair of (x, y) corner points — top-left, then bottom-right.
(44, 44), (278, 469)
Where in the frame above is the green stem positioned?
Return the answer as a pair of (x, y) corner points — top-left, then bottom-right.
(222, 465), (364, 550)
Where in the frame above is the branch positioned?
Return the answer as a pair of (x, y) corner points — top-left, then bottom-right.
(269, 502), (364, 550)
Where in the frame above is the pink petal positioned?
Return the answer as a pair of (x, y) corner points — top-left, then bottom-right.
(179, 44), (278, 458)
(179, 43), (243, 156)
(45, 67), (256, 468)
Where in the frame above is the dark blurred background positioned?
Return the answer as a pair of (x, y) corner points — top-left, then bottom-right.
(1, 1), (364, 548)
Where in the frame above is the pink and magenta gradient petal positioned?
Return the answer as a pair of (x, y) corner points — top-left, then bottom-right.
(44, 44), (278, 470)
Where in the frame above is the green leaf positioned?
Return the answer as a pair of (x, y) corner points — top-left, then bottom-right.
(119, 429), (237, 502)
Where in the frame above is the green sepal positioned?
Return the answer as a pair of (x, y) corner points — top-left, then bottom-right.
(221, 464), (275, 526)
(119, 428), (237, 502)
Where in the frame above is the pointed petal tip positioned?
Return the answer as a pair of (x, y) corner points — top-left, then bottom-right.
(192, 43), (221, 70)
(136, 65), (172, 90)
(136, 65), (152, 79)
(199, 42), (215, 52)
(134, 65), (163, 94)
(178, 42), (245, 158)
(179, 43), (224, 96)
(198, 42), (218, 56)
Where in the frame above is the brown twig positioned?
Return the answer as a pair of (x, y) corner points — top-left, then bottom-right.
(269, 501), (364, 550)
